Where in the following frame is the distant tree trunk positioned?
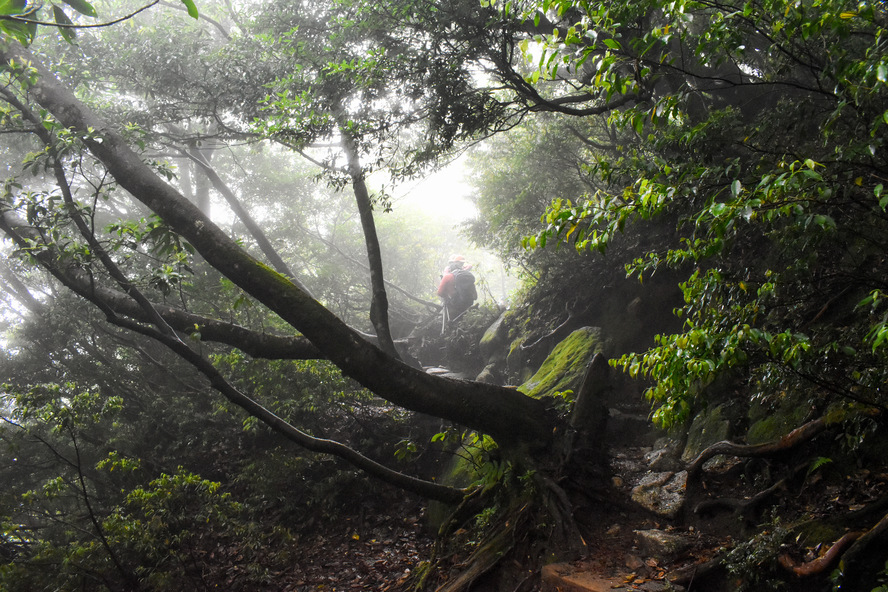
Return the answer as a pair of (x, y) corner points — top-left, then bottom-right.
(188, 140), (214, 215)
(185, 152), (315, 297)
(338, 121), (399, 359)
(0, 260), (45, 315)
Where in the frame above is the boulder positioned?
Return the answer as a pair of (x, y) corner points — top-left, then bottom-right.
(479, 311), (509, 360)
(747, 392), (813, 445)
(519, 327), (605, 399)
(634, 529), (692, 560)
(630, 471), (688, 519)
(681, 404), (732, 461)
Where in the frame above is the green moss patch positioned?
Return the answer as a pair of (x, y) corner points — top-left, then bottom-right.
(518, 327), (604, 399)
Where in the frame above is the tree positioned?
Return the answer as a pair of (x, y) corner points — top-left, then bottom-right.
(0, 1), (557, 498)
(3, 0), (888, 587)
(510, 0), (888, 421)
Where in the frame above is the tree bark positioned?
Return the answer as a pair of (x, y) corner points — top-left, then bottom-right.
(182, 149), (315, 297)
(686, 417), (827, 480)
(0, 41), (555, 451)
(337, 122), (399, 359)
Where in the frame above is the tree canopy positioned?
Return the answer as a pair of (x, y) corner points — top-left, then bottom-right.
(1, 0), (887, 589)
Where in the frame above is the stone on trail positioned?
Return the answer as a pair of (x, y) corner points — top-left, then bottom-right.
(630, 470), (688, 519)
(633, 529), (692, 560)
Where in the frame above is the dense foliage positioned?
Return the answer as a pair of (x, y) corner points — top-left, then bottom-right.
(503, 0), (888, 428)
(0, 0), (887, 589)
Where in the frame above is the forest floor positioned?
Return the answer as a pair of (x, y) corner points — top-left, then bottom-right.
(220, 438), (888, 592)
(564, 442), (888, 592)
(268, 498), (435, 592)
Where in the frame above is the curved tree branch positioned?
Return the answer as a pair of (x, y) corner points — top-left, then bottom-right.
(3, 120), (467, 503)
(0, 208), (322, 360)
(108, 311), (468, 503)
(0, 40), (555, 451)
(3, 1), (161, 29)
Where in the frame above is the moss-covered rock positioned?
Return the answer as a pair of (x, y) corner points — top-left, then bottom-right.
(518, 327), (604, 399)
(479, 311), (509, 360)
(747, 392), (812, 445)
(681, 404), (732, 461)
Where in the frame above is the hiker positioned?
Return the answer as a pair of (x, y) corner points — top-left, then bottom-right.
(437, 255), (477, 322)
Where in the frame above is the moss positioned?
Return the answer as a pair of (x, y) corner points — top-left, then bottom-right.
(794, 520), (847, 546)
(518, 327), (603, 399)
(682, 404), (732, 461)
(747, 392), (811, 445)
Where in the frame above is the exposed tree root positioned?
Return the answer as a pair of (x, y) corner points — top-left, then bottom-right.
(694, 476), (788, 519)
(693, 463), (807, 521)
(434, 521), (516, 592)
(775, 499), (888, 585)
(668, 553), (728, 589)
(686, 417), (827, 480)
(834, 509), (888, 589)
(538, 474), (587, 558)
(778, 531), (863, 577)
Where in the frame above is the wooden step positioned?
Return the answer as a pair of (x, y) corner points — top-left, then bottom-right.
(540, 563), (625, 592)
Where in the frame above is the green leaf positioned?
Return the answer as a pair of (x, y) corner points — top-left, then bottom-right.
(731, 179), (742, 196)
(602, 38), (622, 51)
(52, 5), (76, 43)
(0, 0), (26, 16)
(61, 0), (97, 17)
(0, 18), (35, 45)
(710, 202), (728, 216)
(878, 63), (888, 84)
(181, 0), (198, 19)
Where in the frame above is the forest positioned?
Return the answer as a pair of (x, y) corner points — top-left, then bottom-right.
(0, 0), (886, 590)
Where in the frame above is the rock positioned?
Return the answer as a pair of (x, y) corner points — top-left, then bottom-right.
(625, 554), (645, 570)
(474, 362), (502, 384)
(424, 366), (467, 380)
(644, 447), (681, 472)
(747, 391), (813, 445)
(681, 404), (731, 461)
(519, 327), (605, 399)
(634, 529), (692, 560)
(479, 311), (509, 360)
(630, 471), (688, 519)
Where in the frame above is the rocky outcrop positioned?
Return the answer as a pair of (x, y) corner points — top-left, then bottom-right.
(518, 327), (606, 399)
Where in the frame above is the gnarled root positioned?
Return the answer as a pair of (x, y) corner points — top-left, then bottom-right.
(694, 463), (808, 521)
(778, 531), (862, 577)
(434, 521), (517, 592)
(686, 417), (827, 481)
(833, 510), (888, 589)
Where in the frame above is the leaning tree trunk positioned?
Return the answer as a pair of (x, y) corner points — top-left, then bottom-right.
(0, 40), (555, 452)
